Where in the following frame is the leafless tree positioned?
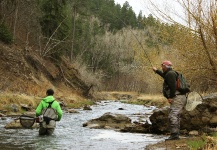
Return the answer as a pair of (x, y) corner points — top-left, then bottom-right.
(144, 0), (217, 91)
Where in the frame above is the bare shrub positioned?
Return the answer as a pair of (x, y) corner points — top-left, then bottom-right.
(145, 0), (217, 92)
(72, 57), (102, 91)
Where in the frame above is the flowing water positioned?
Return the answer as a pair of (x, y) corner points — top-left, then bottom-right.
(0, 101), (166, 150)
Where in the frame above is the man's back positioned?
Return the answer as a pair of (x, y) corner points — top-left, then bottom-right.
(35, 89), (62, 135)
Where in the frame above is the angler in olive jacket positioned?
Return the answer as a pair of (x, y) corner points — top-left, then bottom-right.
(36, 89), (63, 135)
(153, 61), (187, 141)
(154, 66), (177, 99)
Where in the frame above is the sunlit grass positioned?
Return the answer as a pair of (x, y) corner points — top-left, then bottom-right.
(67, 99), (95, 108)
(187, 137), (206, 150)
(187, 135), (217, 150)
(125, 94), (168, 107)
(96, 91), (168, 107)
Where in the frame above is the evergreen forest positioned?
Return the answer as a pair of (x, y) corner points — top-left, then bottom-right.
(1, 0), (217, 94)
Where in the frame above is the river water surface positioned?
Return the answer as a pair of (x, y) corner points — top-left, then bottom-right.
(0, 101), (166, 150)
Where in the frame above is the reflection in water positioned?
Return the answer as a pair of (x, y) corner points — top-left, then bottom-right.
(0, 101), (166, 150)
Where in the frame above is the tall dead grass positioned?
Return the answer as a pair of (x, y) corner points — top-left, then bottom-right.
(130, 93), (168, 107)
(0, 75), (91, 113)
(0, 92), (40, 112)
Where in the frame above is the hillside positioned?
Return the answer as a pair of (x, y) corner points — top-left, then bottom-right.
(0, 43), (94, 111)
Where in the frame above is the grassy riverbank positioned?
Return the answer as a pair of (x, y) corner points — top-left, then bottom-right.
(95, 91), (168, 107)
(0, 91), (94, 115)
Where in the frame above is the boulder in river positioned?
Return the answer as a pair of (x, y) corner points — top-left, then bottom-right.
(138, 93), (217, 134)
(83, 112), (132, 129)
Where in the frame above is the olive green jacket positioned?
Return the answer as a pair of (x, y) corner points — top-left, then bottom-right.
(155, 68), (177, 99)
(35, 96), (62, 121)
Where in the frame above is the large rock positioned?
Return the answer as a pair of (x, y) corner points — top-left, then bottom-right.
(181, 96), (217, 130)
(120, 121), (152, 133)
(145, 94), (217, 134)
(83, 112), (132, 129)
(149, 107), (170, 134)
(83, 112), (152, 133)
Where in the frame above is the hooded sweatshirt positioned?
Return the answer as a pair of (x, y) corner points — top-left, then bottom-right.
(36, 96), (62, 121)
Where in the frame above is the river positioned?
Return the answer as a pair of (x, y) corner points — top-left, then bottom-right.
(0, 101), (166, 150)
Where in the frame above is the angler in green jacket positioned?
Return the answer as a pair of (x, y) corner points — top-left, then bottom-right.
(36, 89), (63, 135)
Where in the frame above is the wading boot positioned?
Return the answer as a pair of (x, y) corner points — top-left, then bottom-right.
(165, 133), (180, 140)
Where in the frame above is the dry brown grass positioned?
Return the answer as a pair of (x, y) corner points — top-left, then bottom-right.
(0, 84), (89, 114)
(0, 92), (40, 113)
(204, 136), (217, 150)
(129, 93), (168, 107)
(96, 91), (139, 100)
(95, 91), (169, 107)
(137, 94), (166, 101)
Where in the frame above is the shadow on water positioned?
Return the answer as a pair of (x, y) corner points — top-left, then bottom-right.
(0, 101), (166, 150)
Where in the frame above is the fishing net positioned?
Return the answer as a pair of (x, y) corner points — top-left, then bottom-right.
(19, 115), (36, 128)
(185, 91), (203, 111)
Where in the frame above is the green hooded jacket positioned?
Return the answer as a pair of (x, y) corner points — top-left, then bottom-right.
(35, 96), (62, 121)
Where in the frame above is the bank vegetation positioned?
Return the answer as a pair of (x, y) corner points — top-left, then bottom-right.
(0, 0), (217, 107)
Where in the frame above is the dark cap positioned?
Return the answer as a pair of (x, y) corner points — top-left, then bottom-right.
(46, 89), (54, 96)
